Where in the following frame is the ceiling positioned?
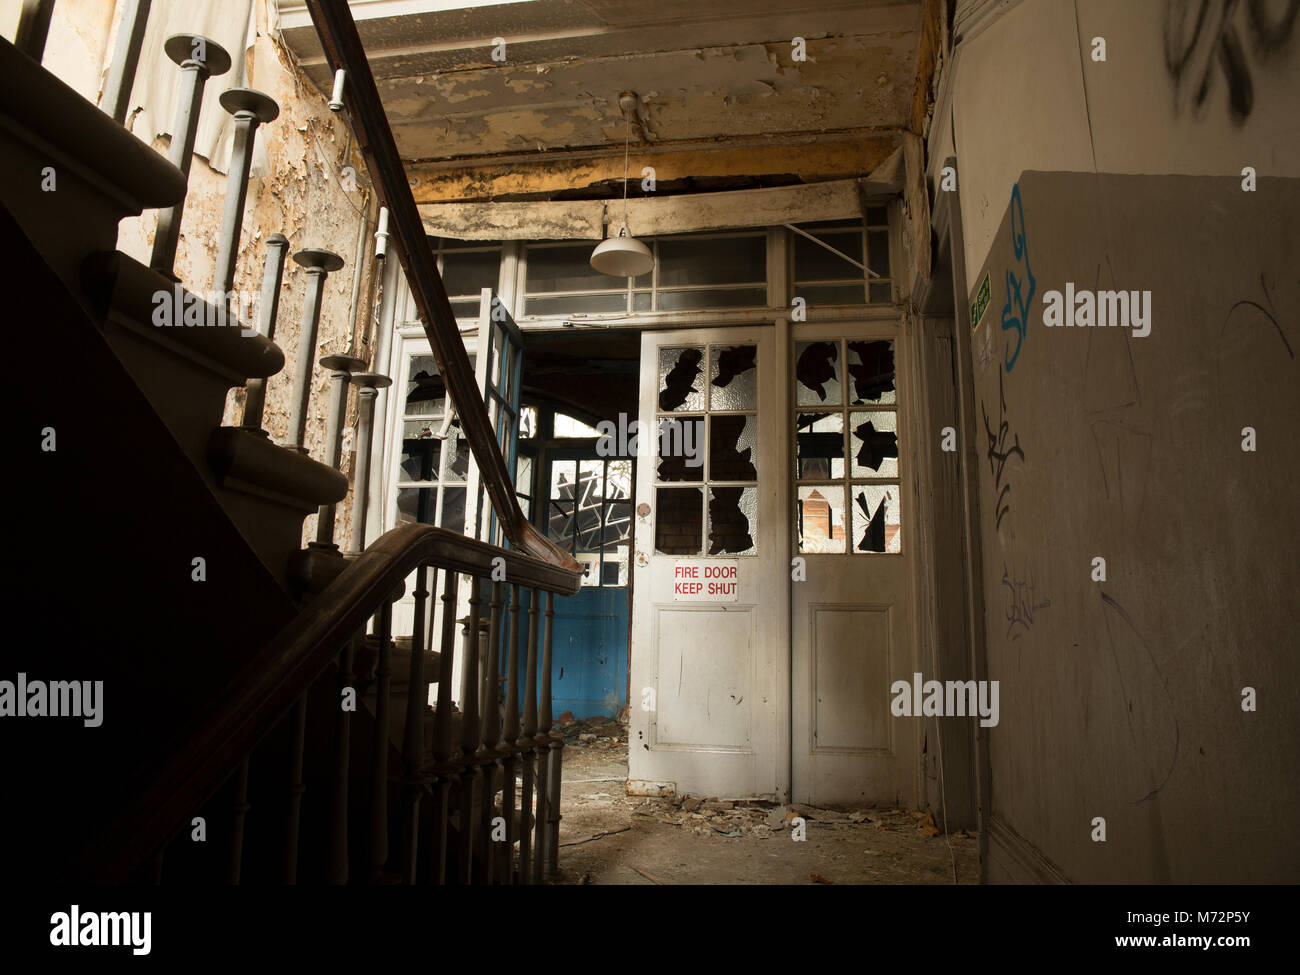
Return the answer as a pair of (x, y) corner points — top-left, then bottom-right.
(276, 0), (925, 165)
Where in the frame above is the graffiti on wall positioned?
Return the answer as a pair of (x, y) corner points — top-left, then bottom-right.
(1164, 0), (1299, 124)
(999, 182), (1036, 373)
(1002, 559), (1052, 640)
(981, 370), (1026, 530)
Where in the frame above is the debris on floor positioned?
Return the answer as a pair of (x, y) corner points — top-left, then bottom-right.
(551, 712), (979, 885)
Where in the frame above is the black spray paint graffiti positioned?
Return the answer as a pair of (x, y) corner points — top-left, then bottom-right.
(1164, 0), (1299, 124)
(1002, 560), (1051, 640)
(981, 370), (1025, 530)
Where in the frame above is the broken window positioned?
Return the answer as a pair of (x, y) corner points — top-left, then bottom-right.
(793, 338), (901, 554)
(547, 457), (635, 587)
(395, 351), (475, 533)
(654, 343), (759, 556)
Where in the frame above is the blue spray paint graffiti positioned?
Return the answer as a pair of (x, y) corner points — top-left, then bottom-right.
(1000, 183), (1036, 372)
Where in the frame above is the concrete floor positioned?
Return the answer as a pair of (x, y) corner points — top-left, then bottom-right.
(548, 716), (979, 885)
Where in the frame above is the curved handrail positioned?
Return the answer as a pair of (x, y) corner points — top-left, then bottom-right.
(304, 0), (578, 574)
(89, 523), (581, 882)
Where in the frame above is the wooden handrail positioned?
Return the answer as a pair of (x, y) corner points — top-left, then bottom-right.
(89, 524), (581, 882)
(303, 0), (578, 574)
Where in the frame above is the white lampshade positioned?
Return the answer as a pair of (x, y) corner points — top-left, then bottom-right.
(590, 224), (654, 278)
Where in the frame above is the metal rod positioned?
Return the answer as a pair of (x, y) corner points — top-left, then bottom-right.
(102, 0), (153, 124)
(328, 635), (357, 884)
(286, 248), (345, 451)
(400, 565), (429, 884)
(369, 602), (393, 880)
(346, 373), (391, 551)
(213, 88), (279, 304)
(283, 693), (308, 884)
(457, 587), (481, 884)
(501, 583), (520, 883)
(240, 233), (290, 429)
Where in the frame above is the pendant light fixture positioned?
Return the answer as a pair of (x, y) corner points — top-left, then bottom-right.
(591, 92), (655, 278)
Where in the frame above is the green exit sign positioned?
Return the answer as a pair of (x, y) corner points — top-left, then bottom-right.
(970, 270), (991, 332)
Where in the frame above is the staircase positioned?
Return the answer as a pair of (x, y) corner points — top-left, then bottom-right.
(2, 0), (582, 885)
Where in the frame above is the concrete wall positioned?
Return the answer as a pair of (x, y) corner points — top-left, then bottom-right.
(970, 170), (1300, 883)
(8, 0), (379, 548)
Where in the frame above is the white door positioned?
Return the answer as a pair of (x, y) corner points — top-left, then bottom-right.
(628, 327), (788, 800)
(790, 322), (918, 806)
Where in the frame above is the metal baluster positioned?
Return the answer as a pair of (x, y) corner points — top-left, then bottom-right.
(347, 373), (392, 552)
(14, 0), (54, 63)
(479, 581), (503, 883)
(536, 591), (556, 879)
(286, 249), (345, 451)
(457, 584), (481, 884)
(369, 602), (393, 881)
(501, 583), (521, 883)
(519, 589), (539, 883)
(430, 569), (459, 884)
(400, 565), (429, 883)
(102, 0), (152, 124)
(228, 757), (250, 884)
(311, 355), (367, 533)
(240, 234), (291, 430)
(328, 635), (358, 884)
(283, 694), (308, 884)
(213, 88), (279, 305)
(150, 34), (230, 277)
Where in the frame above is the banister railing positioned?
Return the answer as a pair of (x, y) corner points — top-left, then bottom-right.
(89, 523), (579, 883)
(303, 0), (576, 574)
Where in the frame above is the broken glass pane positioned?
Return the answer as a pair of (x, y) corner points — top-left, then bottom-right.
(439, 486), (466, 532)
(707, 486), (756, 555)
(796, 341), (841, 406)
(709, 414), (758, 481)
(605, 459), (633, 499)
(550, 460), (577, 501)
(849, 411), (899, 478)
(658, 347), (705, 412)
(405, 356), (445, 415)
(852, 484), (901, 554)
(795, 412), (845, 480)
(575, 499), (603, 556)
(547, 500), (575, 551)
(441, 428), (471, 482)
(400, 435), (440, 482)
(656, 417), (705, 482)
(797, 485), (846, 554)
(846, 340), (896, 404)
(579, 459), (604, 501)
(709, 344), (758, 411)
(396, 487), (436, 527)
(515, 454), (533, 495)
(655, 487), (703, 556)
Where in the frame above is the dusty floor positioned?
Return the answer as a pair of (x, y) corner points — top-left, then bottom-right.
(547, 714), (978, 885)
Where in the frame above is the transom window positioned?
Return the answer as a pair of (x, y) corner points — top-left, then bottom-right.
(432, 237), (502, 319)
(792, 211), (893, 305)
(793, 338), (901, 554)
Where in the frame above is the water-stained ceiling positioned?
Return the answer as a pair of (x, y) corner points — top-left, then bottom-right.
(276, 0), (925, 165)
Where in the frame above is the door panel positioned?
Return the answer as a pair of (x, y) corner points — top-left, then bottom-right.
(629, 327), (786, 800)
(791, 322), (918, 806)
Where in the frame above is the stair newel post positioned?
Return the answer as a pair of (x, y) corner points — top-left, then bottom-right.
(519, 589), (539, 883)
(101, 0), (153, 124)
(534, 591), (555, 880)
(149, 33), (230, 277)
(286, 248), (345, 451)
(457, 584), (482, 884)
(369, 600), (393, 881)
(240, 233), (291, 430)
(328, 633), (359, 884)
(399, 564), (430, 883)
(479, 581), (504, 883)
(213, 88), (279, 307)
(501, 583), (521, 884)
(346, 373), (391, 553)
(228, 757), (251, 884)
(430, 568), (459, 884)
(283, 693), (308, 884)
